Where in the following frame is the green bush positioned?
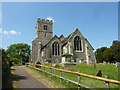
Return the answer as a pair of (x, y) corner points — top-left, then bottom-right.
(2, 49), (13, 88)
(61, 53), (72, 58)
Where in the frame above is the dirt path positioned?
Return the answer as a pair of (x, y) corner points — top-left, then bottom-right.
(13, 66), (48, 88)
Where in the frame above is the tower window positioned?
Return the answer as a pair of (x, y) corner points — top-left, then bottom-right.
(43, 25), (47, 30)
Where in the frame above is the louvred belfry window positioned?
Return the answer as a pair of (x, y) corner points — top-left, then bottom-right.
(43, 25), (47, 30)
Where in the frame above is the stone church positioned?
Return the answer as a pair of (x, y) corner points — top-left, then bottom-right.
(31, 18), (96, 64)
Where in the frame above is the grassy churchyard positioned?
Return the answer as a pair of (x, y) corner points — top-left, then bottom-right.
(28, 63), (119, 88)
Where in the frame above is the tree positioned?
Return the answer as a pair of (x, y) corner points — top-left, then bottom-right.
(95, 40), (120, 63)
(1, 48), (12, 88)
(6, 43), (31, 65)
(95, 47), (107, 63)
(103, 48), (115, 63)
(110, 40), (120, 62)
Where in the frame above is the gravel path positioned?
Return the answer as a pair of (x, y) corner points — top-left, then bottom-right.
(14, 66), (48, 88)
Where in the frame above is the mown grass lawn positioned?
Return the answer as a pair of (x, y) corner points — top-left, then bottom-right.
(31, 63), (119, 88)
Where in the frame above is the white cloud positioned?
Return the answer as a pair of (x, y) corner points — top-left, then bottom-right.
(2, 30), (21, 35)
(3, 31), (9, 35)
(9, 30), (18, 35)
(46, 17), (54, 23)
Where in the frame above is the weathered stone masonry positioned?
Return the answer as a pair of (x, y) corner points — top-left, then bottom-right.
(31, 18), (96, 64)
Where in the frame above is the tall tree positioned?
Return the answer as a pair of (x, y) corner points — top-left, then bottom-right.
(6, 43), (31, 65)
(95, 47), (107, 63)
(103, 48), (115, 63)
(95, 40), (120, 63)
(110, 40), (120, 62)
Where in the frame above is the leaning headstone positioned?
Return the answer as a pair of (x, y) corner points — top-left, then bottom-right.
(96, 69), (102, 77)
(79, 60), (82, 63)
(103, 61), (106, 65)
(107, 62), (110, 64)
(116, 62), (120, 67)
(112, 63), (116, 66)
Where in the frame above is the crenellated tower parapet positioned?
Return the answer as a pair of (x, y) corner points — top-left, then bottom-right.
(35, 18), (53, 46)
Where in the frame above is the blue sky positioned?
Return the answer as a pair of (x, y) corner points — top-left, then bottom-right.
(2, 2), (118, 50)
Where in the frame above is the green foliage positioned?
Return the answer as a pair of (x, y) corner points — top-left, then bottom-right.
(6, 43), (31, 65)
(61, 53), (72, 58)
(95, 47), (107, 63)
(1, 48), (12, 88)
(95, 40), (120, 63)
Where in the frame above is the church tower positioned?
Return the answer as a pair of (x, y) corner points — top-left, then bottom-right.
(36, 18), (53, 46)
(32, 18), (53, 63)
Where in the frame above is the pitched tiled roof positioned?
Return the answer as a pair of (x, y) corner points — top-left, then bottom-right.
(61, 32), (73, 44)
(59, 34), (64, 39)
(58, 34), (64, 40)
(58, 34), (65, 42)
(61, 28), (80, 44)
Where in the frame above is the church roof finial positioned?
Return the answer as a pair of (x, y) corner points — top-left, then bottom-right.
(76, 28), (79, 30)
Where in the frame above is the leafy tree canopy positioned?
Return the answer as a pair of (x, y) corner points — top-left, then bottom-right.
(95, 40), (120, 63)
(6, 43), (31, 65)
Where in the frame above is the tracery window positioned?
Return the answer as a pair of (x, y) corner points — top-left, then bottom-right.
(74, 36), (82, 51)
(52, 41), (60, 55)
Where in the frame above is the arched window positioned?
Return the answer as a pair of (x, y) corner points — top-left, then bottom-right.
(74, 36), (82, 51)
(52, 42), (60, 55)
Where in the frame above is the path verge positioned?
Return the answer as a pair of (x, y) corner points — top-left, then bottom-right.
(23, 66), (65, 88)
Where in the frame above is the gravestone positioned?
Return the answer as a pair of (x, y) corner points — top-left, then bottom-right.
(96, 69), (102, 77)
(79, 60), (82, 63)
(107, 62), (110, 64)
(52, 64), (56, 67)
(116, 62), (120, 67)
(103, 61), (106, 65)
(61, 57), (66, 63)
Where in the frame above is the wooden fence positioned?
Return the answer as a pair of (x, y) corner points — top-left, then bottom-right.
(28, 63), (120, 89)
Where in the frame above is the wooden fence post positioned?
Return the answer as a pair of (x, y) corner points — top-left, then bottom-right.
(50, 68), (52, 77)
(43, 67), (45, 74)
(66, 80), (69, 87)
(105, 75), (110, 90)
(60, 69), (62, 83)
(78, 71), (81, 90)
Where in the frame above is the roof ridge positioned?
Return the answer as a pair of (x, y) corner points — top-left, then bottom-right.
(41, 35), (61, 50)
(58, 34), (65, 39)
(61, 32), (73, 44)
